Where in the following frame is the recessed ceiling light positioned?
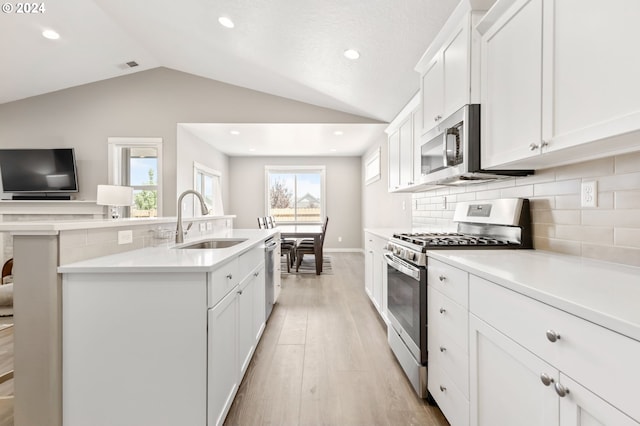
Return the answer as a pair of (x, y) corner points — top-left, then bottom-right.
(333, 130), (344, 136)
(329, 148), (337, 152)
(230, 130), (240, 135)
(218, 16), (235, 29)
(42, 29), (60, 40)
(343, 49), (360, 60)
(249, 148), (256, 152)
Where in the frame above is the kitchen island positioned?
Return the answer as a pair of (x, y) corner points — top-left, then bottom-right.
(58, 229), (278, 426)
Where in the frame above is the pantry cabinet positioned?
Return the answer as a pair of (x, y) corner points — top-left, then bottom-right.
(479, 0), (640, 170)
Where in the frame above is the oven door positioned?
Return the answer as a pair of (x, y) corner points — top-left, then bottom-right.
(384, 253), (427, 365)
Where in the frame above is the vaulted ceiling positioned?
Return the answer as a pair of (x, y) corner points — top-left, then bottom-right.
(2, 0), (458, 123)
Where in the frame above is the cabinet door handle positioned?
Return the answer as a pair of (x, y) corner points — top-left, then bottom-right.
(439, 275), (446, 282)
(540, 373), (554, 386)
(546, 330), (561, 343)
(554, 382), (569, 397)
(439, 385), (446, 392)
(541, 140), (549, 148)
(254, 271), (260, 277)
(226, 274), (233, 279)
(439, 346), (446, 353)
(529, 143), (539, 151)
(439, 308), (446, 314)
(237, 289), (243, 295)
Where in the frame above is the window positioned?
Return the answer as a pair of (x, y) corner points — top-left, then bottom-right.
(364, 147), (381, 185)
(108, 138), (162, 217)
(193, 161), (224, 215)
(265, 166), (325, 224)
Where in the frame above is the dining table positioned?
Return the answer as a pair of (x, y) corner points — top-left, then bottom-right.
(276, 224), (324, 275)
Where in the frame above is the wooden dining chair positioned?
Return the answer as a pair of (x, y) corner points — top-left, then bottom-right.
(257, 217), (267, 229)
(295, 217), (329, 272)
(265, 216), (275, 229)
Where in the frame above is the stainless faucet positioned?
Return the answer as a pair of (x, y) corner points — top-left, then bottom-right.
(176, 190), (209, 243)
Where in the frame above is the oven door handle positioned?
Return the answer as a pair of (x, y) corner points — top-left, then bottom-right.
(384, 253), (421, 281)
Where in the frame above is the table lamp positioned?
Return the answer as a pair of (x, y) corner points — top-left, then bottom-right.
(97, 185), (134, 219)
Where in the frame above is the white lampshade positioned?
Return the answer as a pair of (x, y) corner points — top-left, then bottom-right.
(97, 185), (133, 219)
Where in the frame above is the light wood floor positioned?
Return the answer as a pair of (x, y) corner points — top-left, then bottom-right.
(225, 252), (449, 426)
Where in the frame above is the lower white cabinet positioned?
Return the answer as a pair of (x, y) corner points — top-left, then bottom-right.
(62, 243), (268, 426)
(469, 314), (559, 426)
(364, 232), (387, 318)
(208, 287), (240, 426)
(469, 275), (640, 426)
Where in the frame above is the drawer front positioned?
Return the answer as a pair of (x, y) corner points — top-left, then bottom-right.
(470, 275), (640, 421)
(208, 257), (239, 308)
(428, 361), (469, 426)
(428, 258), (469, 307)
(429, 317), (469, 399)
(238, 245), (263, 278)
(428, 285), (468, 351)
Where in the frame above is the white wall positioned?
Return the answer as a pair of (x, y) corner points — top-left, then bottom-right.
(228, 156), (362, 250)
(176, 126), (230, 217)
(0, 67), (380, 215)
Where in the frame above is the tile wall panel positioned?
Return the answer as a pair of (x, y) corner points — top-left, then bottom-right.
(412, 152), (640, 267)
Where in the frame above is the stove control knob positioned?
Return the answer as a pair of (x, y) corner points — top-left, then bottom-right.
(405, 251), (415, 261)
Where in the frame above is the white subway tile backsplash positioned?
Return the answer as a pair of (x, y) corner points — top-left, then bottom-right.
(534, 179), (581, 196)
(411, 151), (640, 267)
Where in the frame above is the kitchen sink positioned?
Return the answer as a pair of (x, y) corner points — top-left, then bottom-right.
(175, 238), (248, 249)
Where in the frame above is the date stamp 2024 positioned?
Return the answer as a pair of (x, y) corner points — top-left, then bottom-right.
(2, 2), (46, 14)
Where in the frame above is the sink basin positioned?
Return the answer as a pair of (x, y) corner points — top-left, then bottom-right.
(176, 239), (248, 249)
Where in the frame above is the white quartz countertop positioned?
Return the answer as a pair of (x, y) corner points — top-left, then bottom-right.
(364, 227), (454, 240)
(0, 215), (236, 234)
(58, 228), (278, 273)
(428, 250), (640, 342)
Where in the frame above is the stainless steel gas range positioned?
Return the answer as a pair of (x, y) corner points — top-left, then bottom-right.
(384, 198), (532, 398)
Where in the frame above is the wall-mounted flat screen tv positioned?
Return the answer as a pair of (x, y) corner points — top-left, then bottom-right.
(0, 148), (79, 193)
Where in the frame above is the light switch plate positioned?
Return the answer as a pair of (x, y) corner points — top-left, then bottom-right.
(581, 181), (597, 208)
(118, 230), (133, 245)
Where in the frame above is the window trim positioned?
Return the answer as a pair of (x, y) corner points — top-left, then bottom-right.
(107, 137), (163, 217)
(364, 147), (381, 185)
(193, 161), (223, 215)
(264, 165), (326, 225)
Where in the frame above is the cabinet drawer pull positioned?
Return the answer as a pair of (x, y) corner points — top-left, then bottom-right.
(254, 271), (260, 277)
(554, 382), (569, 397)
(439, 346), (446, 353)
(237, 289), (243, 295)
(540, 373), (554, 387)
(226, 274), (233, 279)
(439, 308), (446, 314)
(529, 143), (540, 151)
(439, 385), (446, 392)
(545, 330), (561, 343)
(438, 275), (446, 282)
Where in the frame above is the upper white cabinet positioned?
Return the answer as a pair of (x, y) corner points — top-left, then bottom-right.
(415, 0), (490, 136)
(479, 0), (640, 170)
(386, 94), (420, 192)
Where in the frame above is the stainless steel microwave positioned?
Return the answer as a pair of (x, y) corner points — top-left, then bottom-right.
(419, 104), (531, 185)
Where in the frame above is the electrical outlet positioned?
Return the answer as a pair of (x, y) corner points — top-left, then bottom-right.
(206, 222), (213, 230)
(118, 230), (133, 245)
(402, 201), (406, 210)
(581, 181), (598, 208)
(199, 222), (206, 231)
(338, 236), (342, 243)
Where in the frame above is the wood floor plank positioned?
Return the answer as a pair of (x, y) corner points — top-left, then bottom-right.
(225, 252), (449, 426)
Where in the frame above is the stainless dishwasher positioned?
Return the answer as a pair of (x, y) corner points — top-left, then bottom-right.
(264, 237), (278, 320)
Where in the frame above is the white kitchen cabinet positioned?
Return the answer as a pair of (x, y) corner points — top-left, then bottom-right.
(238, 264), (265, 377)
(416, 1), (487, 136)
(208, 286), (239, 426)
(469, 314), (559, 426)
(479, 0), (640, 170)
(387, 94), (419, 192)
(364, 231), (387, 319)
(559, 374), (639, 426)
(469, 274), (640, 425)
(478, 0), (543, 169)
(427, 259), (470, 426)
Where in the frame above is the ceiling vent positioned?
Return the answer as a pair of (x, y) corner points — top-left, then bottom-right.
(118, 61), (139, 70)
